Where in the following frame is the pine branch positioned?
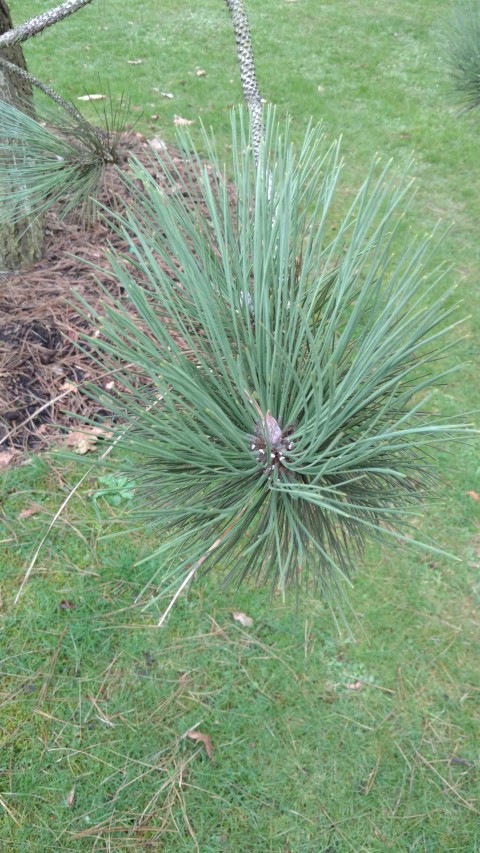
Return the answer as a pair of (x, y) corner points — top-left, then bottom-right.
(224, 0), (263, 162)
(0, 0), (95, 48)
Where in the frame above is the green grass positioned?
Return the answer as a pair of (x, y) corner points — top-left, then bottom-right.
(2, 456), (479, 850)
(2, 0), (480, 850)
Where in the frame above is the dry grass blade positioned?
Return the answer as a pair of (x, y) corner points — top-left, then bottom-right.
(0, 793), (21, 827)
(414, 749), (479, 812)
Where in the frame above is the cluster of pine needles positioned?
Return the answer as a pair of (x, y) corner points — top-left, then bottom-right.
(68, 108), (470, 609)
(446, 0), (480, 113)
(0, 94), (129, 223)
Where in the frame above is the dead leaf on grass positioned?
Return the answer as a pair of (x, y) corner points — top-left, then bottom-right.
(77, 94), (106, 101)
(0, 450), (20, 469)
(173, 114), (194, 126)
(65, 786), (76, 807)
(65, 426), (111, 455)
(196, 68), (207, 77)
(187, 729), (214, 760)
(232, 611), (253, 628)
(18, 504), (42, 520)
(466, 490), (480, 501)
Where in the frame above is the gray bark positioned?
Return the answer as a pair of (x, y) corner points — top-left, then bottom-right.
(0, 0), (44, 271)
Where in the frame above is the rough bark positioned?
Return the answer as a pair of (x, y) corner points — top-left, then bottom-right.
(0, 0), (44, 271)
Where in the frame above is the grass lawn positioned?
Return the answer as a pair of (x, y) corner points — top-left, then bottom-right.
(2, 0), (480, 850)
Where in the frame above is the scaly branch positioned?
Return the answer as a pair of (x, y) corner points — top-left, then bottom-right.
(0, 55), (86, 122)
(224, 0), (263, 162)
(0, 0), (95, 48)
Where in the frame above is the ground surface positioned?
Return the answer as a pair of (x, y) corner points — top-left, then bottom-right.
(2, 1), (480, 850)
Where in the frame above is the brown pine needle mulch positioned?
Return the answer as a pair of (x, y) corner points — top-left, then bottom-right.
(0, 133), (226, 452)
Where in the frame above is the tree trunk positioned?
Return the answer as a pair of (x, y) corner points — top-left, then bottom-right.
(0, 0), (44, 271)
